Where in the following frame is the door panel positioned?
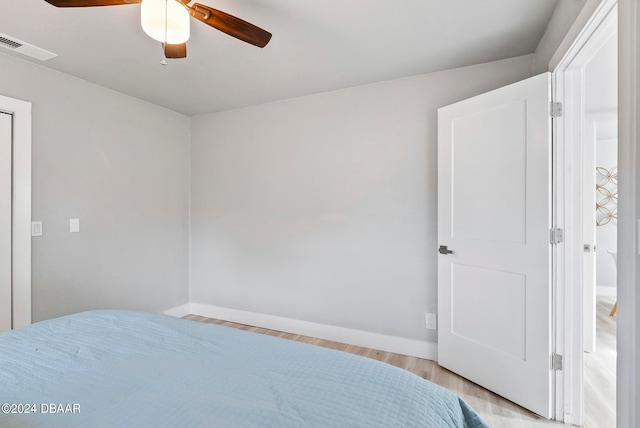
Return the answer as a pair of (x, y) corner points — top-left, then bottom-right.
(452, 100), (527, 244)
(452, 264), (526, 360)
(0, 112), (11, 332)
(438, 73), (553, 418)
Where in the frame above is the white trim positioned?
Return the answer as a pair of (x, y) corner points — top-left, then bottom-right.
(596, 286), (617, 297)
(549, 0), (617, 71)
(172, 303), (439, 361)
(162, 303), (192, 318)
(0, 94), (31, 329)
(186, 118), (192, 305)
(552, 66), (580, 424)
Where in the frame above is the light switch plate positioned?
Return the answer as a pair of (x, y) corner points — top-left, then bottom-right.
(31, 221), (42, 237)
(70, 218), (80, 233)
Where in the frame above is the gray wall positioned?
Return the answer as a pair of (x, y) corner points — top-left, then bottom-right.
(0, 53), (190, 322)
(534, 0), (590, 73)
(616, 0), (638, 424)
(189, 55), (535, 342)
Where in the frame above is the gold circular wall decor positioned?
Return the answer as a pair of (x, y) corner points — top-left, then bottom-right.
(596, 166), (617, 226)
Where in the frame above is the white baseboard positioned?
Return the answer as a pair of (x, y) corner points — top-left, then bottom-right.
(596, 286), (617, 297)
(178, 302), (438, 361)
(163, 303), (192, 318)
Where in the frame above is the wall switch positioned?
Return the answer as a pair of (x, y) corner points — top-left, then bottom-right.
(425, 313), (437, 330)
(31, 221), (42, 237)
(70, 218), (80, 233)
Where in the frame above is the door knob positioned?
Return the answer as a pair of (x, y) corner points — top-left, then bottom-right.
(439, 245), (454, 255)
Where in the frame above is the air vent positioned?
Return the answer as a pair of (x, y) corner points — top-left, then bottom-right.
(0, 36), (21, 49)
(0, 33), (57, 62)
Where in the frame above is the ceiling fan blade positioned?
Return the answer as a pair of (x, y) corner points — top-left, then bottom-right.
(190, 3), (272, 48)
(44, 0), (140, 6)
(164, 43), (187, 59)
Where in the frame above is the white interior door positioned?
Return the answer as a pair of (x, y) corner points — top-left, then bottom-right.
(0, 112), (11, 332)
(437, 73), (553, 418)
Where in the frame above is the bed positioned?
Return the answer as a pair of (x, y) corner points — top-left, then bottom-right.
(0, 310), (488, 427)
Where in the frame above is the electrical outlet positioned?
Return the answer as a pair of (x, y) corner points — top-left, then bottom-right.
(425, 313), (437, 330)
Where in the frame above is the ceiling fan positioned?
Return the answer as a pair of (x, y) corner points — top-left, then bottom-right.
(43, 0), (272, 59)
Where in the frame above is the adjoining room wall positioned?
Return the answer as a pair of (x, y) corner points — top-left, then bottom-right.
(0, 53), (191, 322)
(583, 31), (618, 291)
(595, 136), (618, 289)
(190, 55), (534, 343)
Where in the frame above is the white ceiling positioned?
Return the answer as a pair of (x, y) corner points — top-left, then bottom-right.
(0, 0), (559, 116)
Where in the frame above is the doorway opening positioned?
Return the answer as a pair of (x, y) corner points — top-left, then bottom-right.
(0, 94), (32, 330)
(552, 0), (618, 424)
(0, 111), (11, 332)
(582, 27), (617, 427)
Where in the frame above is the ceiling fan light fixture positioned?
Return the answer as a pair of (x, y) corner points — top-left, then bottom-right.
(141, 0), (190, 44)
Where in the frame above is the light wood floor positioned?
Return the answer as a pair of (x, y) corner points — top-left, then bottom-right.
(583, 296), (617, 428)
(185, 299), (616, 427)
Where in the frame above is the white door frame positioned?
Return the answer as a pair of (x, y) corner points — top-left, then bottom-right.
(0, 112), (12, 331)
(0, 94), (32, 329)
(549, 0), (636, 425)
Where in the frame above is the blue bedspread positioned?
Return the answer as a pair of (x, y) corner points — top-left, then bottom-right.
(0, 310), (488, 427)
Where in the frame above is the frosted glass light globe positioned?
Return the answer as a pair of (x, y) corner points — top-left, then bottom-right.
(141, 0), (190, 44)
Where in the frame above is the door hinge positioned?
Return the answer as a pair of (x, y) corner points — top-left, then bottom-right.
(550, 228), (563, 244)
(552, 353), (563, 371)
(550, 102), (563, 118)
